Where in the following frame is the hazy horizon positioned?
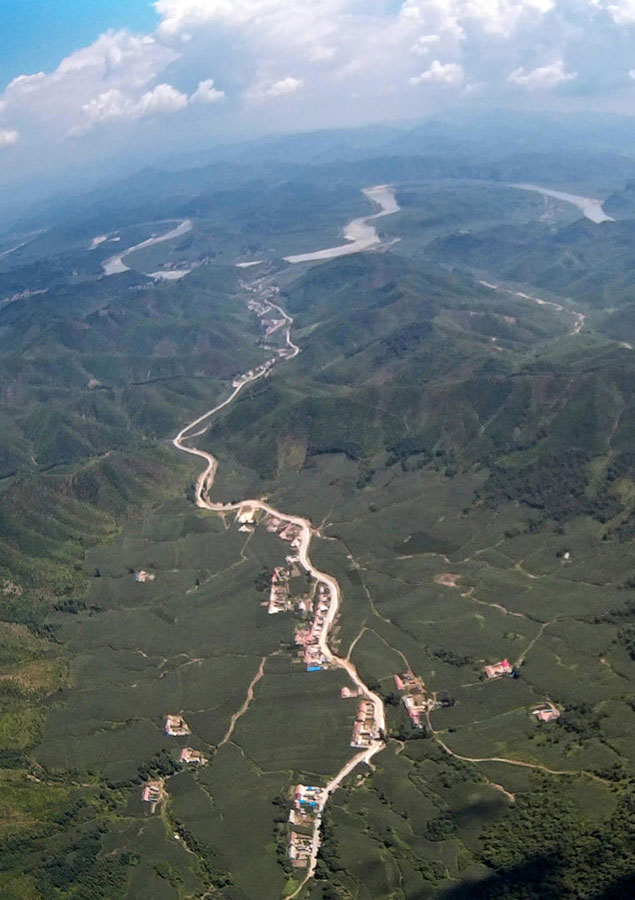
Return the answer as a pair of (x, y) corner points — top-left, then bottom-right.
(4, 1), (635, 203)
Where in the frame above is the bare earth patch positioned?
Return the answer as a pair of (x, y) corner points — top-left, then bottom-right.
(434, 573), (461, 588)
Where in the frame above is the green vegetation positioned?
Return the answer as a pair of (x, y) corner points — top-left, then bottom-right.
(0, 149), (632, 898)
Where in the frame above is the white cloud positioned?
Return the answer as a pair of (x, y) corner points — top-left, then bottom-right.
(629, 68), (635, 80)
(153, 0), (348, 81)
(154, 0), (308, 35)
(265, 76), (303, 97)
(0, 129), (19, 148)
(189, 78), (225, 103)
(55, 31), (162, 87)
(78, 89), (129, 127)
(399, 1), (464, 43)
(461, 80), (485, 95)
(76, 82), (187, 131)
(5, 73), (47, 96)
(4, 31), (176, 104)
(411, 34), (440, 56)
(462, 0), (555, 35)
(1, 30), (180, 137)
(400, 0), (554, 40)
(136, 82), (188, 115)
(410, 60), (464, 85)
(599, 0), (635, 25)
(76, 78), (222, 130)
(245, 74), (305, 101)
(507, 58), (577, 89)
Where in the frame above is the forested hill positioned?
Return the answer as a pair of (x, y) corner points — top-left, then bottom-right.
(208, 251), (634, 541)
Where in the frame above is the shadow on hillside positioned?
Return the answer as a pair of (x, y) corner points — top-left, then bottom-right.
(421, 854), (635, 900)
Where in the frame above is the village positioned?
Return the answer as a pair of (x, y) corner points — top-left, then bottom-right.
(169, 325), (562, 867)
(231, 355), (277, 388)
(150, 230), (577, 886)
(287, 784), (324, 867)
(244, 281), (298, 361)
(147, 512), (562, 862)
(293, 579), (333, 672)
(393, 671), (436, 728)
(229, 283), (298, 389)
(350, 698), (380, 748)
(237, 508), (335, 673)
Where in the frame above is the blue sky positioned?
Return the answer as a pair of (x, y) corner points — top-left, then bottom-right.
(0, 1), (156, 89)
(1, 1), (635, 193)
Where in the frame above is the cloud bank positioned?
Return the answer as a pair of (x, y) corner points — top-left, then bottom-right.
(1, 1), (635, 173)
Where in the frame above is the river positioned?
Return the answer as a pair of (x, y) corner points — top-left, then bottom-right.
(101, 218), (193, 277)
(283, 184), (400, 263)
(100, 183), (399, 280)
(509, 183), (614, 224)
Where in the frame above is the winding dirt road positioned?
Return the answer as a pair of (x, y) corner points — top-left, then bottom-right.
(429, 726), (611, 787)
(479, 280), (585, 335)
(173, 186), (398, 896)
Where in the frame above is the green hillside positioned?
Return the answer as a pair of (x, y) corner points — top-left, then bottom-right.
(0, 155), (632, 900)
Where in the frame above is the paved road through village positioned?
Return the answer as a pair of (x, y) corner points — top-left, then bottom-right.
(173, 185), (399, 897)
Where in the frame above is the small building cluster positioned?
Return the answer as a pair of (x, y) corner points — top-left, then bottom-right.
(179, 747), (206, 765)
(286, 784), (323, 867)
(244, 282), (281, 318)
(288, 831), (312, 868)
(142, 779), (164, 809)
(236, 505), (258, 532)
(262, 315), (285, 338)
(265, 515), (303, 549)
(164, 715), (190, 736)
(341, 686), (362, 699)
(288, 784), (323, 829)
(266, 552), (306, 615)
(268, 565), (292, 614)
(134, 569), (155, 583)
(533, 705), (561, 723)
(351, 699), (379, 748)
(232, 355), (277, 388)
(246, 297), (270, 317)
(237, 507), (336, 672)
(237, 285), (295, 376)
(483, 659), (515, 679)
(294, 581), (333, 671)
(294, 784), (323, 812)
(394, 672), (432, 727)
